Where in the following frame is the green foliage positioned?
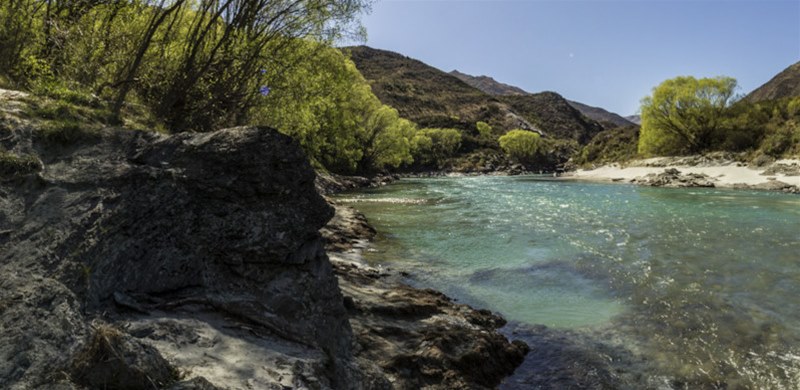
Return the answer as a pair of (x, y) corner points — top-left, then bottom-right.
(639, 76), (738, 155)
(498, 129), (540, 163)
(750, 97), (800, 158)
(253, 43), (414, 173)
(0, 0), (369, 133)
(575, 126), (640, 166)
(411, 128), (462, 166)
(476, 121), (492, 138)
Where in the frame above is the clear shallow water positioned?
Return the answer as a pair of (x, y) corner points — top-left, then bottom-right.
(337, 176), (800, 388)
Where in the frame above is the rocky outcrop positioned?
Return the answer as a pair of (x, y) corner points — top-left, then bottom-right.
(733, 180), (800, 194)
(0, 124), (361, 388)
(316, 171), (399, 196)
(324, 204), (530, 389)
(630, 168), (717, 188)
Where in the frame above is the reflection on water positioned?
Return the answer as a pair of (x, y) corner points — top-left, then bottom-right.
(336, 176), (800, 388)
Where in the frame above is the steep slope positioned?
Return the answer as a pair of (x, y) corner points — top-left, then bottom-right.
(450, 70), (528, 95)
(566, 100), (635, 128)
(501, 92), (605, 144)
(626, 115), (642, 125)
(347, 46), (609, 145)
(449, 69), (633, 129)
(745, 61), (800, 102)
(346, 46), (531, 133)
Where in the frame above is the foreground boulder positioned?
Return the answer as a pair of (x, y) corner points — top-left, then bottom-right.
(0, 125), (357, 388)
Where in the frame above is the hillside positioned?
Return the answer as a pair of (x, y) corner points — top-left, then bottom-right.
(346, 46), (535, 133)
(500, 92), (605, 144)
(745, 61), (800, 102)
(626, 115), (642, 125)
(449, 69), (633, 129)
(566, 100), (635, 128)
(347, 46), (606, 147)
(449, 70), (528, 95)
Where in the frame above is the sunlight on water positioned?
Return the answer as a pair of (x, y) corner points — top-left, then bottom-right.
(337, 176), (800, 388)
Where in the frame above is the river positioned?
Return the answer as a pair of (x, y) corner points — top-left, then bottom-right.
(335, 176), (800, 388)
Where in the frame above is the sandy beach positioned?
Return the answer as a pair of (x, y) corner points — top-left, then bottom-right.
(570, 157), (800, 188)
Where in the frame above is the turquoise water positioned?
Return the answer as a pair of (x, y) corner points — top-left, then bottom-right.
(336, 176), (800, 388)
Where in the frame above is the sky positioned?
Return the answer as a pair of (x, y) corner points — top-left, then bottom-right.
(354, 0), (800, 116)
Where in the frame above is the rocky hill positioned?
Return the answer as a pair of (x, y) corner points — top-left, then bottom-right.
(500, 92), (605, 144)
(745, 61), (800, 102)
(346, 46), (610, 146)
(449, 69), (633, 129)
(0, 94), (526, 389)
(450, 70), (528, 95)
(346, 46), (535, 134)
(566, 100), (635, 128)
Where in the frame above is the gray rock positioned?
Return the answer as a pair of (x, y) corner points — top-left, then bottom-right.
(631, 168), (716, 188)
(0, 125), (358, 388)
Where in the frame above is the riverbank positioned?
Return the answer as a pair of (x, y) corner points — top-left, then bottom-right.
(568, 156), (800, 192)
(320, 197), (529, 388)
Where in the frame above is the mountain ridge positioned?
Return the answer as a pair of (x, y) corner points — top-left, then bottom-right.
(450, 68), (634, 128)
(449, 70), (528, 96)
(346, 46), (606, 145)
(745, 61), (800, 103)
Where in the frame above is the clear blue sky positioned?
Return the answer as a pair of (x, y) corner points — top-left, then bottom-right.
(355, 0), (800, 116)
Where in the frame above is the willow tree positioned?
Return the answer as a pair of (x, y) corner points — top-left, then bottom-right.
(499, 129), (540, 163)
(253, 43), (414, 173)
(638, 76), (738, 155)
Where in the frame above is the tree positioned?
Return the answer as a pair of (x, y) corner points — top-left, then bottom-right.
(411, 128), (462, 166)
(639, 76), (737, 155)
(253, 43), (414, 173)
(498, 129), (540, 163)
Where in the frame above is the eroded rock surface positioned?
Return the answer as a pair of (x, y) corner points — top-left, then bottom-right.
(0, 125), (359, 388)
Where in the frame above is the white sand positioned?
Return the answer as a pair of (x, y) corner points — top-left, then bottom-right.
(571, 159), (800, 188)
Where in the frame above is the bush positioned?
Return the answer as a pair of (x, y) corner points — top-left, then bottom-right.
(411, 128), (462, 167)
(476, 121), (492, 138)
(574, 126), (639, 166)
(498, 129), (540, 163)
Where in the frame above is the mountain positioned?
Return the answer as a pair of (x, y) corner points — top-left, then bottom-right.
(500, 93), (605, 144)
(345, 46), (534, 134)
(346, 46), (605, 144)
(449, 70), (528, 96)
(625, 115), (641, 125)
(449, 69), (633, 129)
(745, 61), (800, 103)
(566, 100), (635, 128)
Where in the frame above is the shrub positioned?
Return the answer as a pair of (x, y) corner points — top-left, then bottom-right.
(411, 128), (462, 167)
(476, 121), (492, 138)
(498, 129), (540, 163)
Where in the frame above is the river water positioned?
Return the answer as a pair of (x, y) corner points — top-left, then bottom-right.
(336, 176), (800, 389)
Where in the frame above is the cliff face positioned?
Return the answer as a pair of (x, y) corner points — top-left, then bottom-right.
(0, 124), (357, 388)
